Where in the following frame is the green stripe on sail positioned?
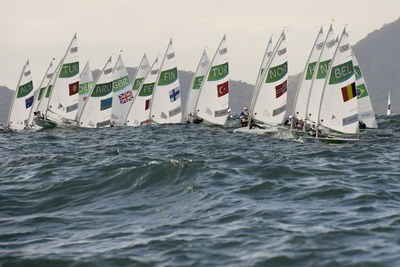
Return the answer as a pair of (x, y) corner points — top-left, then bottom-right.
(305, 62), (317, 80)
(192, 76), (204, 89)
(138, 82), (154, 96)
(17, 81), (33, 98)
(132, 78), (144, 91)
(329, 60), (354, 84)
(91, 82), (112, 97)
(59, 62), (79, 78)
(38, 87), (46, 100)
(316, 59), (331, 79)
(158, 67), (178, 86)
(79, 81), (93, 95)
(265, 61), (287, 83)
(208, 62), (229, 81)
(45, 85), (52, 98)
(112, 76), (130, 92)
(357, 83), (369, 99)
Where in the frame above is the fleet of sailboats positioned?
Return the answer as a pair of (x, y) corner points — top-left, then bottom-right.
(3, 27), (389, 137)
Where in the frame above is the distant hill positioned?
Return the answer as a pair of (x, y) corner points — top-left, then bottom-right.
(1, 18), (399, 123)
(352, 17), (400, 115)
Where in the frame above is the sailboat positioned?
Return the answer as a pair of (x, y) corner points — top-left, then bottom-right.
(317, 27), (359, 137)
(36, 59), (63, 120)
(111, 54), (133, 126)
(27, 59), (55, 127)
(249, 30), (288, 129)
(79, 55), (114, 128)
(150, 39), (182, 124)
(125, 57), (160, 126)
(293, 27), (325, 122)
(36, 33), (80, 128)
(185, 49), (210, 119)
(387, 92), (391, 115)
(6, 60), (35, 131)
(352, 52), (377, 128)
(305, 25), (337, 126)
(77, 61), (94, 120)
(195, 35), (230, 125)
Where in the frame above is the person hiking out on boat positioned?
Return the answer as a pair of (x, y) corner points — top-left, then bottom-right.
(192, 113), (203, 124)
(240, 107), (249, 127)
(359, 121), (367, 129)
(310, 122), (318, 137)
(284, 115), (293, 128)
(186, 113), (193, 124)
(296, 119), (304, 130)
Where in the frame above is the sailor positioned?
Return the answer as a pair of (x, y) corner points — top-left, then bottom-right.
(284, 115), (293, 128)
(359, 121), (367, 129)
(192, 113), (203, 124)
(296, 119), (304, 130)
(0, 123), (4, 130)
(310, 122), (318, 136)
(110, 120), (116, 127)
(240, 107), (249, 127)
(186, 113), (193, 124)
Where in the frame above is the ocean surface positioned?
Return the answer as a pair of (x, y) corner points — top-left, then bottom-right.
(1, 115), (400, 266)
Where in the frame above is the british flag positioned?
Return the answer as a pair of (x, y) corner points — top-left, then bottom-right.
(118, 90), (134, 104)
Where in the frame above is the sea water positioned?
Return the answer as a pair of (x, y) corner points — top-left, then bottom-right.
(0, 115), (399, 266)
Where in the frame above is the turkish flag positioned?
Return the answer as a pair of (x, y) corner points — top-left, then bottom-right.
(69, 81), (79, 96)
(145, 99), (150, 110)
(217, 81), (229, 97)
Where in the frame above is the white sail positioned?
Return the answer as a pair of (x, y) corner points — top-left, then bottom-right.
(251, 31), (288, 125)
(293, 27), (325, 120)
(131, 54), (151, 98)
(318, 28), (358, 134)
(185, 49), (210, 116)
(150, 39), (182, 124)
(195, 35), (230, 125)
(27, 59), (55, 126)
(7, 60), (35, 131)
(36, 59), (63, 115)
(79, 56), (114, 128)
(306, 25), (337, 124)
(111, 54), (132, 125)
(77, 61), (94, 119)
(248, 37), (274, 119)
(387, 92), (391, 115)
(46, 33), (80, 123)
(352, 53), (377, 128)
(125, 57), (160, 126)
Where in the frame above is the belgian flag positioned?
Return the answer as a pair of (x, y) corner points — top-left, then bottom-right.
(341, 82), (356, 102)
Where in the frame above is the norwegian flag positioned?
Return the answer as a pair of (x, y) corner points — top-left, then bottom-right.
(275, 80), (287, 98)
(118, 90), (134, 104)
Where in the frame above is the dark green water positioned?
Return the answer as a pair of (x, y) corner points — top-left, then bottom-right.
(1, 115), (400, 266)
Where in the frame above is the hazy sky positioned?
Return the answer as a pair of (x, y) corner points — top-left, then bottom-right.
(1, 0), (399, 89)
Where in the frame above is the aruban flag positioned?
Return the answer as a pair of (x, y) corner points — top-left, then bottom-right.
(217, 81), (229, 97)
(25, 95), (34, 109)
(275, 80), (287, 98)
(119, 90), (134, 104)
(145, 99), (150, 110)
(341, 82), (356, 102)
(100, 97), (112, 110)
(69, 81), (79, 96)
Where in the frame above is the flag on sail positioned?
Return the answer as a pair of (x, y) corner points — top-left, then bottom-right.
(69, 81), (79, 96)
(341, 82), (356, 102)
(169, 88), (180, 102)
(25, 96), (34, 109)
(217, 81), (229, 97)
(275, 80), (287, 98)
(118, 90), (133, 104)
(145, 99), (150, 110)
(100, 97), (112, 110)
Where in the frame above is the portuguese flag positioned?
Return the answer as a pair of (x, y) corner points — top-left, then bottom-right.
(341, 82), (356, 102)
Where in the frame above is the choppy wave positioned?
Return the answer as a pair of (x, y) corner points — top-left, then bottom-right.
(1, 115), (400, 266)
